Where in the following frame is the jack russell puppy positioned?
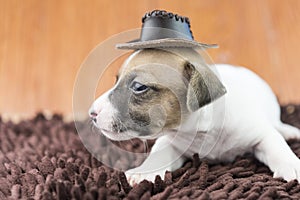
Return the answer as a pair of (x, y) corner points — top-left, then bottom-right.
(89, 47), (300, 186)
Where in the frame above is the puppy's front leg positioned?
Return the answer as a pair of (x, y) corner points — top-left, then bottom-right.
(254, 127), (300, 182)
(125, 135), (185, 186)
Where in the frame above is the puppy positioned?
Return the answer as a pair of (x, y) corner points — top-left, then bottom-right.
(89, 48), (300, 186)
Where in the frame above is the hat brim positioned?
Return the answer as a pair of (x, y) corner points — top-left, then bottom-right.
(116, 38), (218, 50)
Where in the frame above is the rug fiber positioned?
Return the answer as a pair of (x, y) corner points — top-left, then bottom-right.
(0, 105), (300, 199)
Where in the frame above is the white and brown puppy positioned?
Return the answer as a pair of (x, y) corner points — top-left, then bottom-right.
(89, 48), (300, 186)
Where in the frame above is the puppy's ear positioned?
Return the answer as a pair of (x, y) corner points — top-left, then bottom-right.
(184, 62), (226, 112)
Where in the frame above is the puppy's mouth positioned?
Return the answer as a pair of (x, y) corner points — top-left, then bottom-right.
(100, 129), (119, 140)
(97, 128), (138, 141)
(91, 120), (166, 141)
(97, 127), (162, 141)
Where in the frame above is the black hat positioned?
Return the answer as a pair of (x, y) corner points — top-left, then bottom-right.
(116, 10), (218, 50)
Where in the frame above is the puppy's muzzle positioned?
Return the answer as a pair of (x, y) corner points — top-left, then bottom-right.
(89, 111), (98, 123)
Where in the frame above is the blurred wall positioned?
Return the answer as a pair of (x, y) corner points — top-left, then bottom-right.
(0, 0), (300, 116)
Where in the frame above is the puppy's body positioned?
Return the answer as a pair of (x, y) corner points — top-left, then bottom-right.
(90, 48), (300, 185)
(172, 64), (292, 161)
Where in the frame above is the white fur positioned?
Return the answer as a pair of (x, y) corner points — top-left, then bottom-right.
(91, 64), (300, 186)
(125, 64), (300, 185)
(89, 89), (115, 130)
(89, 89), (126, 140)
(90, 88), (143, 141)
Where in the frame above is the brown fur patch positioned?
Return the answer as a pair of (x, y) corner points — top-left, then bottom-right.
(128, 86), (181, 132)
(109, 49), (191, 136)
(109, 48), (225, 137)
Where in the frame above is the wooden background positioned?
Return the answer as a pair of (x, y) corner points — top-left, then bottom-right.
(1, 0), (300, 117)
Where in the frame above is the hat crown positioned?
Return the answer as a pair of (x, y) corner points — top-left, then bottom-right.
(140, 10), (194, 41)
(142, 10), (191, 26)
(116, 10), (218, 50)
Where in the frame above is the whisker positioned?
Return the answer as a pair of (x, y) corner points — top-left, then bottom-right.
(117, 119), (136, 150)
(118, 119), (136, 145)
(88, 119), (99, 134)
(143, 139), (149, 154)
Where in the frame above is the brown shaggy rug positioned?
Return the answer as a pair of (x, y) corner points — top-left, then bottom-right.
(0, 105), (300, 199)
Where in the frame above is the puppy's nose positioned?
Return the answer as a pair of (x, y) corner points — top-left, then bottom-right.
(90, 111), (98, 122)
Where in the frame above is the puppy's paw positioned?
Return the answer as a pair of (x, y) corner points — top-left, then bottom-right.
(273, 159), (300, 182)
(125, 168), (165, 186)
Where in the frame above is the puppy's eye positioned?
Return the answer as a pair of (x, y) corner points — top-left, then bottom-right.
(130, 81), (149, 94)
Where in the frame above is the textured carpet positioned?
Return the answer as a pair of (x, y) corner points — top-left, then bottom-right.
(0, 105), (300, 199)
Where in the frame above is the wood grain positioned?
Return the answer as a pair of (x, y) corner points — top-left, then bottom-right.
(0, 0), (299, 116)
